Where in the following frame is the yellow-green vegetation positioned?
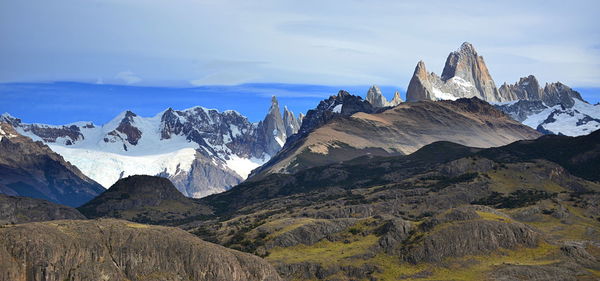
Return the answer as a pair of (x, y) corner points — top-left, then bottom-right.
(485, 162), (568, 194)
(267, 234), (379, 266)
(126, 222), (150, 228)
(369, 242), (560, 281)
(475, 210), (514, 223)
(266, 218), (381, 266)
(261, 217), (318, 239)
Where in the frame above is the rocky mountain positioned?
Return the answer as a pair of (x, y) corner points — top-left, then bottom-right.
(365, 85), (403, 108)
(406, 42), (503, 103)
(0, 193), (85, 224)
(251, 96), (540, 177)
(0, 122), (104, 207)
(0, 219), (283, 281)
(79, 175), (211, 225)
(404, 42), (599, 136)
(496, 77), (599, 136)
(1, 96), (301, 198)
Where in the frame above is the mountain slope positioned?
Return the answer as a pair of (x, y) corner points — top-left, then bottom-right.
(0, 194), (85, 224)
(252, 97), (540, 177)
(0, 122), (104, 207)
(0, 219), (282, 281)
(78, 175), (211, 225)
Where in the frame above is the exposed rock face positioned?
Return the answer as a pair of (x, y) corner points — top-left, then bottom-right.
(256, 96), (287, 156)
(0, 219), (283, 281)
(0, 122), (104, 207)
(0, 194), (85, 224)
(405, 219), (540, 263)
(263, 219), (358, 249)
(78, 175), (211, 224)
(406, 42), (502, 102)
(251, 97), (540, 177)
(366, 85), (403, 107)
(498, 75), (542, 101)
(108, 110), (142, 146)
(292, 90), (375, 141)
(1, 96), (301, 198)
(541, 82), (584, 107)
(366, 85), (387, 107)
(389, 90), (403, 106)
(282, 106), (300, 138)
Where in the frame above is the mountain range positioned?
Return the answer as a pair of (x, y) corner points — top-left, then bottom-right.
(405, 42), (600, 136)
(1, 96), (302, 198)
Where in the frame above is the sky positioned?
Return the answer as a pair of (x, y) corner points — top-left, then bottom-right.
(0, 0), (599, 124)
(1, 0), (599, 88)
(0, 82), (402, 124)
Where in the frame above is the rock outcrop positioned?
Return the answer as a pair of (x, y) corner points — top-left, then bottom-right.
(0, 194), (85, 224)
(366, 85), (403, 107)
(0, 122), (104, 207)
(78, 175), (211, 224)
(282, 106), (300, 138)
(0, 219), (283, 281)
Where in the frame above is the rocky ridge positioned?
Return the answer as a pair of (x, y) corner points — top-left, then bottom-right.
(251, 96), (540, 177)
(0, 122), (104, 207)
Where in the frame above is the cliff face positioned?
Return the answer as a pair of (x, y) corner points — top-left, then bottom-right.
(0, 219), (283, 281)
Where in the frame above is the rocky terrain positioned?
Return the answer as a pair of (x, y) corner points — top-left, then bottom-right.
(78, 175), (212, 225)
(405, 42), (599, 136)
(1, 96), (302, 198)
(252, 95), (540, 177)
(0, 193), (85, 224)
(0, 122), (104, 207)
(184, 130), (600, 280)
(0, 219), (283, 281)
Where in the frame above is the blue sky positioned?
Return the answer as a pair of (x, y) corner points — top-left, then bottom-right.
(0, 0), (598, 124)
(0, 82), (401, 124)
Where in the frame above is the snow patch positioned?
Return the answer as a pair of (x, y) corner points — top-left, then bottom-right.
(431, 87), (458, 101)
(50, 145), (198, 188)
(332, 104), (343, 113)
(225, 155), (267, 179)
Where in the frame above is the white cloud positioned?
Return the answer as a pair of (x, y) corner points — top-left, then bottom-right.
(115, 71), (142, 84)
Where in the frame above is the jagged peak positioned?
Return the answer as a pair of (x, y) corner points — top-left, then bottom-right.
(368, 84), (382, 91)
(459, 41), (476, 53)
(271, 95), (279, 106)
(413, 60), (429, 77)
(336, 90), (352, 99)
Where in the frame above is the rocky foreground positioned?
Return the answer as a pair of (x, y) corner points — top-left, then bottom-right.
(0, 219), (282, 281)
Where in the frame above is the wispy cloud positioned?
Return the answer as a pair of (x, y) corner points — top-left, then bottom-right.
(115, 71), (142, 84)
